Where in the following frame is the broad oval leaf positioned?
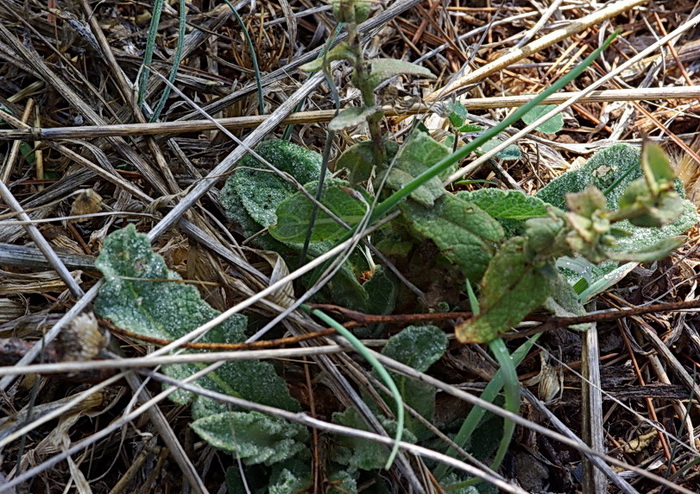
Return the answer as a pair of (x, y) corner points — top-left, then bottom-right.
(478, 138), (521, 161)
(94, 225), (300, 413)
(537, 144), (698, 256)
(191, 411), (308, 466)
(331, 407), (416, 471)
(401, 194), (504, 282)
(458, 188), (550, 221)
(336, 140), (375, 184)
(220, 140), (322, 230)
(269, 179), (368, 243)
(521, 104), (564, 134)
(442, 100), (468, 128)
(455, 237), (551, 343)
(382, 130), (452, 207)
(381, 325), (447, 438)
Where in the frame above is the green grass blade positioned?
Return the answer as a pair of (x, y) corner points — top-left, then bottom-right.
(309, 307), (404, 468)
(487, 338), (519, 472)
(435, 335), (540, 481)
(150, 0), (187, 122)
(222, 0), (265, 114)
(299, 129), (335, 264)
(137, 0), (165, 108)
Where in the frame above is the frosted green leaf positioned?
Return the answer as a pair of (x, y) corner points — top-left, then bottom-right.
(220, 140), (321, 229)
(326, 470), (357, 494)
(220, 143), (370, 310)
(190, 411), (308, 466)
(521, 104), (564, 134)
(456, 237), (551, 343)
(382, 325), (447, 372)
(478, 138), (521, 161)
(269, 459), (312, 494)
(457, 189), (550, 220)
(366, 59), (435, 90)
(537, 144), (698, 257)
(605, 236), (685, 262)
(402, 194), (504, 282)
(94, 225), (299, 413)
(269, 179), (367, 243)
(381, 325), (447, 438)
(617, 199), (697, 251)
(329, 106), (382, 131)
(537, 144), (642, 209)
(331, 407), (416, 471)
(382, 131), (452, 207)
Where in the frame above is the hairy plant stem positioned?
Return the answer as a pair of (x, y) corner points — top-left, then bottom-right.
(347, 22), (386, 166)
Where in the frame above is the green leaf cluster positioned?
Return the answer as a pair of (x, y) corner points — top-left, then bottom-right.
(94, 225), (303, 463)
(457, 142), (697, 342)
(220, 140), (383, 312)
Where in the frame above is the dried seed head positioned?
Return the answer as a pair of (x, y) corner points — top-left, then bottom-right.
(70, 189), (102, 220)
(58, 312), (106, 361)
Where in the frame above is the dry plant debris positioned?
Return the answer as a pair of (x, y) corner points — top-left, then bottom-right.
(1, 0), (700, 493)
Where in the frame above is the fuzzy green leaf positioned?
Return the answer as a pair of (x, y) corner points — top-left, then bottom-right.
(191, 411), (308, 466)
(383, 325), (447, 372)
(521, 104), (564, 134)
(331, 407), (416, 471)
(366, 59), (435, 90)
(458, 189), (550, 220)
(94, 225), (299, 413)
(381, 325), (447, 438)
(382, 131), (452, 207)
(642, 141), (675, 196)
(402, 194), (504, 282)
(326, 470), (358, 494)
(444, 100), (468, 128)
(478, 138), (521, 161)
(269, 179), (367, 243)
(220, 140), (321, 230)
(268, 459), (313, 494)
(456, 237), (551, 343)
(329, 106), (382, 131)
(537, 144), (698, 256)
(605, 236), (685, 262)
(336, 140), (375, 184)
(537, 144), (643, 209)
